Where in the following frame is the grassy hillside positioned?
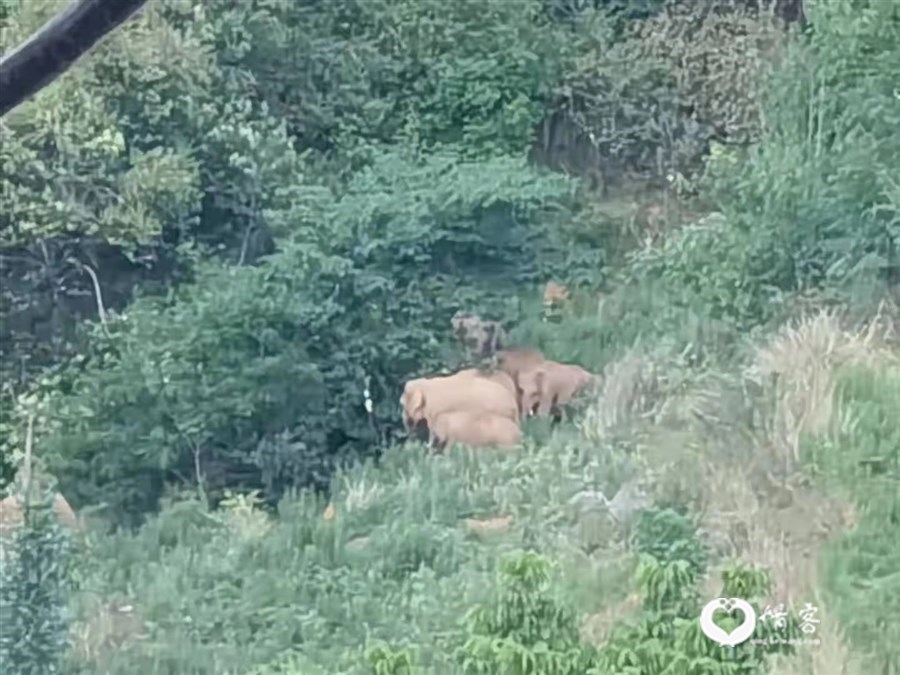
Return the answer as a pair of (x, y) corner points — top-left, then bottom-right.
(59, 305), (899, 674)
(1, 1), (898, 673)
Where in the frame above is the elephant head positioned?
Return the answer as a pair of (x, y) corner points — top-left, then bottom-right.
(400, 380), (430, 439)
(516, 367), (549, 417)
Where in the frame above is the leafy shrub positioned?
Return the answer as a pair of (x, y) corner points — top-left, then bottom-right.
(548, 1), (785, 192)
(0, 482), (75, 674)
(455, 551), (599, 675)
(596, 554), (800, 674)
(0, 0), (323, 394)
(631, 506), (708, 576)
(2, 149), (583, 526)
(365, 642), (418, 675)
(696, 1), (900, 312)
(609, 1), (899, 340)
(626, 212), (789, 328)
(231, 0), (568, 161)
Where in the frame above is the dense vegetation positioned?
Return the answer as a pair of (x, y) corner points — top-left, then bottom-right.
(0, 0), (897, 673)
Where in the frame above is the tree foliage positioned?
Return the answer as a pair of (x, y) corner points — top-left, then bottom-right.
(0, 0), (897, 671)
(2, 148), (581, 525)
(596, 508), (800, 675)
(456, 551), (598, 674)
(0, 480), (75, 674)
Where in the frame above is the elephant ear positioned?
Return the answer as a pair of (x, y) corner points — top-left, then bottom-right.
(409, 387), (426, 416)
(519, 368), (544, 415)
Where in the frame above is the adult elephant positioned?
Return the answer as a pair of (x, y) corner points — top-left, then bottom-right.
(400, 368), (520, 444)
(495, 348), (546, 382)
(517, 360), (595, 421)
(476, 368), (518, 400)
(428, 410), (522, 452)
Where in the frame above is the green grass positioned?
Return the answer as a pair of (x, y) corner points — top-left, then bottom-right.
(805, 365), (900, 675)
(66, 432), (644, 674)
(60, 306), (900, 675)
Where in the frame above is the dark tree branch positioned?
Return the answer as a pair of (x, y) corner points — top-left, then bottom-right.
(0, 0), (149, 118)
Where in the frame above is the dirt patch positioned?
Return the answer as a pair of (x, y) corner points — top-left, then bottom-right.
(463, 515), (513, 537)
(346, 535), (371, 550)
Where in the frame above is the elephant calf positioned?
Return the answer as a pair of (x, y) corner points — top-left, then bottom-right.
(517, 360), (596, 421)
(496, 347), (546, 382)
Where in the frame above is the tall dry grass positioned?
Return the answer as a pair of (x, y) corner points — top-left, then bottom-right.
(575, 306), (896, 673)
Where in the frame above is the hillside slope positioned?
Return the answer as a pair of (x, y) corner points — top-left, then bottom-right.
(61, 307), (899, 674)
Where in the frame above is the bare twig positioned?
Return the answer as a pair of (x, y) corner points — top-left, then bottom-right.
(237, 224), (255, 266)
(192, 441), (208, 509)
(22, 413), (35, 523)
(66, 257), (107, 328)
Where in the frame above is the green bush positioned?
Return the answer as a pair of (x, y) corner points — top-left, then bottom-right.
(626, 213), (789, 329)
(612, 1), (899, 336)
(695, 1), (900, 313)
(8, 149), (584, 526)
(631, 507), (707, 576)
(229, 0), (569, 161)
(456, 551), (599, 675)
(0, 483), (75, 675)
(596, 543), (799, 674)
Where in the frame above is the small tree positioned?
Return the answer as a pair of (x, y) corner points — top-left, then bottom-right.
(365, 641), (417, 675)
(0, 486), (75, 674)
(456, 550), (599, 674)
(595, 507), (800, 674)
(0, 417), (75, 674)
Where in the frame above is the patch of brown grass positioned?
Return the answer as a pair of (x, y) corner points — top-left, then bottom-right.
(581, 308), (889, 671)
(463, 515), (513, 537)
(69, 598), (147, 667)
(769, 592), (865, 675)
(580, 348), (667, 440)
(745, 307), (899, 473)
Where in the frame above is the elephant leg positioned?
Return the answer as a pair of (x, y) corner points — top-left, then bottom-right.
(548, 393), (563, 424)
(536, 395), (554, 417)
(427, 429), (447, 454)
(538, 386), (561, 417)
(410, 420), (430, 442)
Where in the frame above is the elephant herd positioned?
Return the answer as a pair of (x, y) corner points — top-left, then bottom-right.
(399, 345), (596, 452)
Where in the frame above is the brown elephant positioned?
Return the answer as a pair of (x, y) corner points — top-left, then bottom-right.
(428, 410), (522, 452)
(400, 369), (519, 441)
(450, 312), (506, 360)
(517, 361), (595, 420)
(476, 368), (517, 400)
(495, 348), (546, 382)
